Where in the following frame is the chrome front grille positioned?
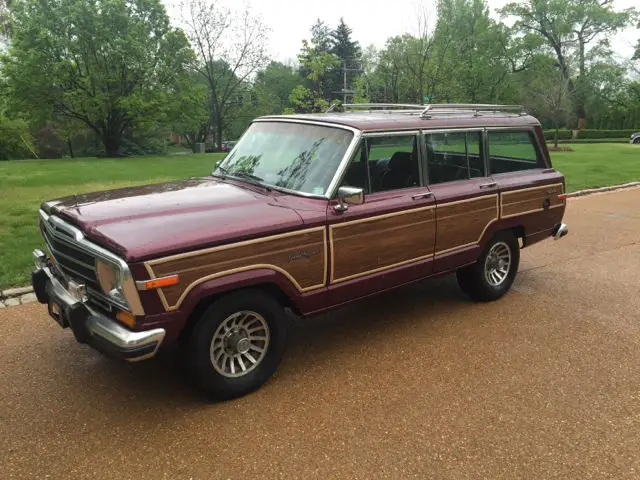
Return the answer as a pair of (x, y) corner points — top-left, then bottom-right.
(39, 214), (113, 311)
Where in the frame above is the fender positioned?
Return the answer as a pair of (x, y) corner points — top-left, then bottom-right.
(177, 267), (305, 316)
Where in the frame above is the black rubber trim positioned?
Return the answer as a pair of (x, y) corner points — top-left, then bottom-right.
(31, 269), (50, 304)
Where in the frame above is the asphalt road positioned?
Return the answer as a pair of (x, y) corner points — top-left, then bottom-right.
(2, 188), (640, 480)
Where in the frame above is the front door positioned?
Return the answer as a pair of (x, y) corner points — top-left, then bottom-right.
(423, 129), (500, 272)
(326, 132), (437, 302)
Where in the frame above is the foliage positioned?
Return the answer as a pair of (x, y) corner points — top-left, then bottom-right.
(0, 115), (33, 159)
(500, 0), (637, 125)
(576, 129), (638, 139)
(290, 40), (339, 112)
(182, 0), (269, 150)
(2, 0), (194, 156)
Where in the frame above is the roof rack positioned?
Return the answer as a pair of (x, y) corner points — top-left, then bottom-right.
(326, 102), (527, 117)
(420, 103), (526, 118)
(326, 103), (424, 113)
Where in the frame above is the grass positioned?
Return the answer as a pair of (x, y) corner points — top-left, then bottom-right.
(0, 143), (638, 290)
(0, 153), (225, 290)
(550, 143), (640, 192)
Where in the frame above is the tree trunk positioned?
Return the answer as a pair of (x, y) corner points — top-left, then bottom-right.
(576, 36), (587, 129)
(102, 130), (122, 157)
(67, 137), (74, 158)
(554, 123), (559, 148)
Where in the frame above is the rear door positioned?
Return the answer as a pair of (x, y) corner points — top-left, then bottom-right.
(423, 129), (500, 272)
(486, 127), (566, 237)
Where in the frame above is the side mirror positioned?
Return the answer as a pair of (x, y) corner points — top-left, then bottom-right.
(334, 186), (364, 212)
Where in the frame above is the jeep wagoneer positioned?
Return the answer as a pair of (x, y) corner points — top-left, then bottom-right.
(31, 103), (568, 399)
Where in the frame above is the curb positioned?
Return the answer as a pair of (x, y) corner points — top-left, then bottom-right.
(566, 181), (640, 198)
(0, 286), (36, 308)
(1, 180), (638, 309)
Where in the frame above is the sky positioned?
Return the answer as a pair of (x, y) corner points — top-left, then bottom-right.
(165, 0), (639, 65)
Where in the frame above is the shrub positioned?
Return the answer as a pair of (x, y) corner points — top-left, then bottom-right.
(543, 129), (573, 141)
(0, 117), (35, 160)
(576, 129), (637, 139)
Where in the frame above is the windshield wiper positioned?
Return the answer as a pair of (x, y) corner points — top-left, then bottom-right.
(212, 164), (228, 177)
(229, 171), (272, 192)
(232, 171), (264, 183)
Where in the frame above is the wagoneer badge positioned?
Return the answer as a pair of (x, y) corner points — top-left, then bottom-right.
(288, 250), (320, 262)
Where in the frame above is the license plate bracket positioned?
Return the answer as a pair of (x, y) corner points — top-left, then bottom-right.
(48, 299), (69, 328)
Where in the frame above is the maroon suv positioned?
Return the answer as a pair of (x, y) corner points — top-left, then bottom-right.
(31, 103), (568, 399)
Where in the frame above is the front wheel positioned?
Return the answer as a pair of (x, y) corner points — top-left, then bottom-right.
(456, 231), (520, 302)
(184, 289), (288, 400)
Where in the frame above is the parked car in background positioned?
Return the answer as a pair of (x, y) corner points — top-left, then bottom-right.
(221, 141), (237, 152)
(631, 132), (640, 144)
(31, 103), (568, 400)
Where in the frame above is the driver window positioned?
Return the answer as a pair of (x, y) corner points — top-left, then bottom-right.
(339, 135), (420, 194)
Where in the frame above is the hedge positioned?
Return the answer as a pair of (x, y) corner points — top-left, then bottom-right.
(543, 129), (637, 141)
(576, 129), (637, 139)
(543, 129), (573, 140)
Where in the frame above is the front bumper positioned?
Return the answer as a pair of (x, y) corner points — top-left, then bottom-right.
(31, 251), (165, 362)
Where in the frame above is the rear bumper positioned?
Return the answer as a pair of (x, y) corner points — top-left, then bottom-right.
(31, 252), (165, 362)
(552, 223), (568, 240)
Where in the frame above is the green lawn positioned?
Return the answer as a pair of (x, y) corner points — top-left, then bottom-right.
(550, 143), (640, 192)
(0, 143), (638, 290)
(0, 153), (225, 290)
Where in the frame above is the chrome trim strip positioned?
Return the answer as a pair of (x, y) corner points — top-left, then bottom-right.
(39, 210), (145, 316)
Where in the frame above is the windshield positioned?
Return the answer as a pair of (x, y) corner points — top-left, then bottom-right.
(216, 121), (354, 196)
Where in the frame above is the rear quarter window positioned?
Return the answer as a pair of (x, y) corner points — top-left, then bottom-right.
(488, 131), (546, 174)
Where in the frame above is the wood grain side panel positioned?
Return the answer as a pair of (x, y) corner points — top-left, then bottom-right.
(147, 228), (326, 310)
(435, 195), (499, 254)
(501, 183), (565, 218)
(331, 207), (436, 283)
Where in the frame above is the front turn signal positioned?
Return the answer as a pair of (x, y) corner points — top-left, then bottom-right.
(136, 275), (179, 291)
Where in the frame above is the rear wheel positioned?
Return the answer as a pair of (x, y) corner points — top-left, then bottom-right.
(633, 137), (640, 144)
(184, 289), (287, 400)
(456, 231), (520, 302)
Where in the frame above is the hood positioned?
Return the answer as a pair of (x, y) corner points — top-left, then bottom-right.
(45, 178), (305, 262)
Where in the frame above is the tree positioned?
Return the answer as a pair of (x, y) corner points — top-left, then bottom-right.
(182, 0), (269, 150)
(2, 0), (194, 156)
(529, 62), (572, 146)
(501, 0), (636, 127)
(329, 18), (361, 102)
(434, 0), (513, 103)
(289, 40), (339, 112)
(253, 61), (300, 113)
(169, 72), (209, 152)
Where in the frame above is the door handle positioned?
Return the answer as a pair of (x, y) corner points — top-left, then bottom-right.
(412, 192), (433, 200)
(479, 182), (497, 189)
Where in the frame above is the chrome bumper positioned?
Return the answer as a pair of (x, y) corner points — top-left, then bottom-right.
(552, 223), (568, 240)
(32, 250), (165, 362)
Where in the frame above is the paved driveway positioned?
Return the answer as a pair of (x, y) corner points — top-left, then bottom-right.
(1, 188), (639, 479)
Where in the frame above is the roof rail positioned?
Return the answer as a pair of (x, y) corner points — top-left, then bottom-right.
(420, 103), (526, 118)
(327, 103), (424, 112)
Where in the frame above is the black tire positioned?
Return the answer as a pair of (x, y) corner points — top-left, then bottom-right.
(184, 289), (288, 400)
(634, 138), (640, 144)
(456, 231), (520, 302)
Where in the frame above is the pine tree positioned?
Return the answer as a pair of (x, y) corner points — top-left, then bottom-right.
(329, 18), (362, 102)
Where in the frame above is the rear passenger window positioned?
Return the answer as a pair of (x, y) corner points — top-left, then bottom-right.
(425, 131), (486, 184)
(488, 131), (545, 174)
